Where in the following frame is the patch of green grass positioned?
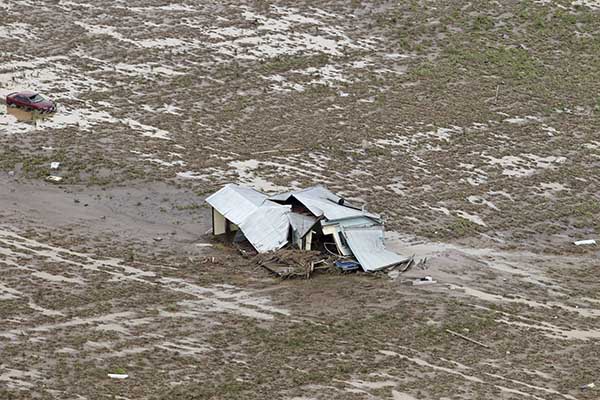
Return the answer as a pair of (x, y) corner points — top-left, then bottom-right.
(111, 367), (127, 375)
(446, 216), (482, 237)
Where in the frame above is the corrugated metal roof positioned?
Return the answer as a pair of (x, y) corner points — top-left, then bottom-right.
(321, 216), (378, 229)
(296, 185), (344, 203)
(206, 184), (268, 226)
(239, 204), (291, 253)
(207, 184), (390, 257)
(294, 193), (379, 222)
(268, 191), (293, 202)
(269, 185), (342, 204)
(342, 226), (408, 272)
(270, 185), (380, 222)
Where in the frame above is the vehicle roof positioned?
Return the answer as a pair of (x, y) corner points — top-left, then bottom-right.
(10, 91), (38, 97)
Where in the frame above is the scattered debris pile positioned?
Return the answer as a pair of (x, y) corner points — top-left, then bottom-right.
(206, 184), (410, 274)
(256, 250), (330, 279)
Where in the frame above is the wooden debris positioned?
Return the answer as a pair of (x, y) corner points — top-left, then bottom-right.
(233, 243), (250, 258)
(445, 329), (490, 349)
(399, 256), (415, 273)
(256, 250), (332, 280)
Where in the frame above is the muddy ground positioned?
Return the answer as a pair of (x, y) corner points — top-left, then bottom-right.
(1, 0), (600, 399)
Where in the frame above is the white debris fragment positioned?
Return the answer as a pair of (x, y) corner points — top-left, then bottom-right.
(413, 276), (437, 286)
(45, 175), (63, 183)
(574, 239), (596, 246)
(50, 162), (60, 170)
(107, 373), (129, 379)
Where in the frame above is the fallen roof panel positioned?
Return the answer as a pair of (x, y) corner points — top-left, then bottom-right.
(239, 204), (291, 253)
(342, 226), (408, 272)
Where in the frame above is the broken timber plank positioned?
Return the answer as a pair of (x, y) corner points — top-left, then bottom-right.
(399, 256), (415, 273)
(445, 329), (490, 349)
(258, 262), (281, 277)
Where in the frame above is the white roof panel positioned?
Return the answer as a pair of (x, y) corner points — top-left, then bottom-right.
(269, 185), (380, 222)
(294, 194), (379, 222)
(239, 204), (291, 253)
(206, 184), (268, 226)
(343, 226), (408, 272)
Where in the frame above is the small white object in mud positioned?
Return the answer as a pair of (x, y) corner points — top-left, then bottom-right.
(574, 239), (596, 246)
(50, 162), (60, 170)
(413, 276), (436, 286)
(108, 373), (128, 379)
(45, 175), (63, 183)
(153, 237), (163, 242)
(580, 382), (595, 390)
(195, 243), (212, 247)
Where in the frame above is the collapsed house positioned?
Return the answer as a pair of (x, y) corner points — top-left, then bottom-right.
(206, 184), (408, 272)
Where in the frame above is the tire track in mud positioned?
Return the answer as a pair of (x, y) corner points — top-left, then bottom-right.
(0, 226), (290, 339)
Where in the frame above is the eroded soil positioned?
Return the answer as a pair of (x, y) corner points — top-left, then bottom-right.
(1, 0), (599, 399)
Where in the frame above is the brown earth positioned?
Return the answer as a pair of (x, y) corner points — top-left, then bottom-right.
(1, 0), (600, 399)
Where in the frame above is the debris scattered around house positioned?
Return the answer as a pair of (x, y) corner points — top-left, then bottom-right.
(50, 161), (60, 170)
(446, 329), (490, 349)
(45, 175), (63, 183)
(574, 239), (596, 246)
(335, 260), (361, 272)
(107, 373), (128, 379)
(206, 184), (409, 274)
(398, 256), (415, 273)
(256, 250), (330, 279)
(412, 276), (436, 286)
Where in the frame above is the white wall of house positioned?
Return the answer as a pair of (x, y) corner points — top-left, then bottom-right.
(303, 231), (313, 250)
(212, 208), (240, 235)
(213, 208), (227, 235)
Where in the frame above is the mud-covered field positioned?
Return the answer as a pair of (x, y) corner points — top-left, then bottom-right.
(1, 0), (600, 399)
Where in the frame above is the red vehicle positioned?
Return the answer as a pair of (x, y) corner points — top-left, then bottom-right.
(6, 91), (56, 113)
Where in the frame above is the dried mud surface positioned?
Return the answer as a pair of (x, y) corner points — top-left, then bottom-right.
(1, 0), (600, 399)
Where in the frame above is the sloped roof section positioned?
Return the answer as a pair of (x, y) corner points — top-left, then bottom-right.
(206, 184), (268, 226)
(270, 185), (380, 222)
(294, 185), (344, 204)
(288, 212), (319, 238)
(239, 204), (291, 253)
(269, 185), (342, 206)
(342, 226), (408, 272)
